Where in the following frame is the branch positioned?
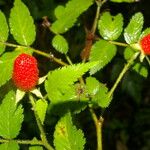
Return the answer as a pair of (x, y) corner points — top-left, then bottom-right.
(0, 41), (68, 66)
(29, 94), (54, 150)
(89, 108), (104, 150)
(108, 52), (140, 98)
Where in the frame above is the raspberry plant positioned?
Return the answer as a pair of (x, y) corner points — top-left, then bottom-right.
(0, 0), (149, 150)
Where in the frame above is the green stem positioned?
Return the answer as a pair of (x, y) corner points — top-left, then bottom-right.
(145, 56), (150, 66)
(108, 52), (140, 98)
(0, 138), (43, 145)
(65, 55), (73, 65)
(29, 94), (54, 150)
(0, 41), (68, 66)
(91, 0), (101, 34)
(109, 40), (128, 47)
(89, 108), (103, 150)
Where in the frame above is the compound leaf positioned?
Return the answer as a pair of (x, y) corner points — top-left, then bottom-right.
(89, 40), (117, 75)
(9, 0), (36, 46)
(0, 91), (24, 139)
(54, 112), (86, 150)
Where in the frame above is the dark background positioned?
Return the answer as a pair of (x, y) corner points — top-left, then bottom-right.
(0, 0), (150, 150)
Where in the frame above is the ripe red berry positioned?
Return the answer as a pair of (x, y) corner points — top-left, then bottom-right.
(140, 34), (150, 55)
(12, 53), (39, 91)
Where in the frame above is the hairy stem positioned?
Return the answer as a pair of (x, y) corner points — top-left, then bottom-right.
(0, 138), (43, 145)
(108, 40), (128, 47)
(108, 52), (140, 98)
(0, 41), (68, 66)
(29, 94), (54, 150)
(89, 108), (103, 150)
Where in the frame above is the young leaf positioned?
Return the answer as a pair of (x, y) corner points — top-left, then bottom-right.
(0, 142), (19, 150)
(54, 113), (86, 150)
(0, 51), (21, 87)
(0, 11), (9, 54)
(35, 99), (48, 124)
(45, 62), (97, 103)
(98, 12), (123, 40)
(86, 77), (111, 108)
(89, 40), (117, 75)
(124, 12), (143, 44)
(0, 91), (24, 139)
(9, 0), (36, 46)
(52, 35), (68, 54)
(51, 0), (93, 34)
(29, 146), (43, 150)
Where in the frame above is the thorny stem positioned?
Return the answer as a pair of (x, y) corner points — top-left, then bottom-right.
(29, 94), (54, 150)
(0, 41), (68, 66)
(108, 52), (140, 98)
(89, 108), (104, 150)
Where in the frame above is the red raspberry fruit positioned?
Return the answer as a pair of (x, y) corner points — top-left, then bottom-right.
(140, 34), (150, 55)
(12, 53), (39, 91)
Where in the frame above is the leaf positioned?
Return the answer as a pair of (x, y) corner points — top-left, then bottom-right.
(133, 63), (148, 78)
(0, 51), (21, 87)
(86, 77), (99, 96)
(0, 91), (24, 139)
(45, 62), (97, 103)
(98, 12), (123, 40)
(16, 89), (25, 103)
(124, 12), (144, 44)
(51, 0), (93, 34)
(86, 77), (111, 108)
(35, 99), (48, 124)
(139, 27), (150, 39)
(9, 0), (36, 46)
(0, 142), (19, 150)
(124, 47), (135, 60)
(93, 82), (111, 108)
(0, 11), (9, 54)
(110, 0), (138, 2)
(89, 40), (117, 75)
(54, 112), (86, 150)
(54, 5), (65, 19)
(29, 146), (43, 150)
(52, 35), (68, 54)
